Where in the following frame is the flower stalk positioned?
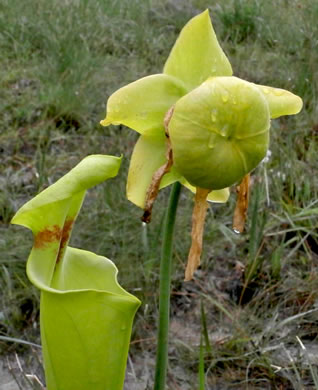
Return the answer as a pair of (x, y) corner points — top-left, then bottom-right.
(154, 181), (181, 390)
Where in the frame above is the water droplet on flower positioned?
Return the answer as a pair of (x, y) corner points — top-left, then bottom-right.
(139, 111), (147, 120)
(274, 89), (283, 96)
(262, 149), (272, 164)
(211, 108), (218, 122)
(222, 94), (229, 103)
(233, 228), (241, 234)
(208, 133), (217, 149)
(220, 124), (229, 137)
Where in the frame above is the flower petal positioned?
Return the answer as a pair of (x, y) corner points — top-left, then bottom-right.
(181, 179), (230, 203)
(255, 85), (303, 119)
(163, 9), (232, 91)
(100, 74), (186, 136)
(160, 166), (230, 203)
(127, 133), (167, 208)
(160, 165), (183, 188)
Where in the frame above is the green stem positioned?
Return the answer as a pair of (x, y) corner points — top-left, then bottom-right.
(154, 182), (181, 390)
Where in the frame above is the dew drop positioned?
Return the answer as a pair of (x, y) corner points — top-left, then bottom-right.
(208, 133), (217, 149)
(121, 325), (127, 331)
(233, 228), (241, 234)
(211, 108), (218, 122)
(274, 89), (283, 96)
(139, 111), (147, 120)
(222, 94), (229, 103)
(220, 124), (229, 137)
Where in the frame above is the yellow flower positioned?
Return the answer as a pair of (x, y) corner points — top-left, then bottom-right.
(101, 10), (302, 279)
(101, 10), (302, 209)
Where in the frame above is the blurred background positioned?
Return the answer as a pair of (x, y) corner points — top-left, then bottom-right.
(0, 0), (317, 388)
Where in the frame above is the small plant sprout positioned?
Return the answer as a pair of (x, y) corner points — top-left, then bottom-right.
(101, 9), (303, 280)
(11, 155), (141, 390)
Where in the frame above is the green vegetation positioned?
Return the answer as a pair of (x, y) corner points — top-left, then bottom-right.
(11, 155), (140, 390)
(1, 0), (317, 388)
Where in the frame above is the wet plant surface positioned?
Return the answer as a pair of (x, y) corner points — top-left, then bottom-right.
(1, 0), (318, 389)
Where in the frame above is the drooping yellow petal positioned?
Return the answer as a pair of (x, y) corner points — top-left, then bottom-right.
(160, 166), (230, 203)
(255, 85), (303, 119)
(163, 9), (232, 91)
(100, 74), (186, 136)
(181, 179), (230, 203)
(159, 165), (183, 188)
(127, 133), (167, 208)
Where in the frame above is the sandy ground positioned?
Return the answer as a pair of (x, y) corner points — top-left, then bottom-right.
(0, 360), (20, 390)
(0, 354), (149, 390)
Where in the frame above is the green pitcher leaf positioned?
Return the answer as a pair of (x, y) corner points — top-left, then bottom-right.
(11, 155), (121, 230)
(255, 84), (303, 119)
(100, 74), (186, 136)
(11, 155), (141, 390)
(41, 248), (140, 390)
(12, 154), (122, 289)
(163, 9), (233, 91)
